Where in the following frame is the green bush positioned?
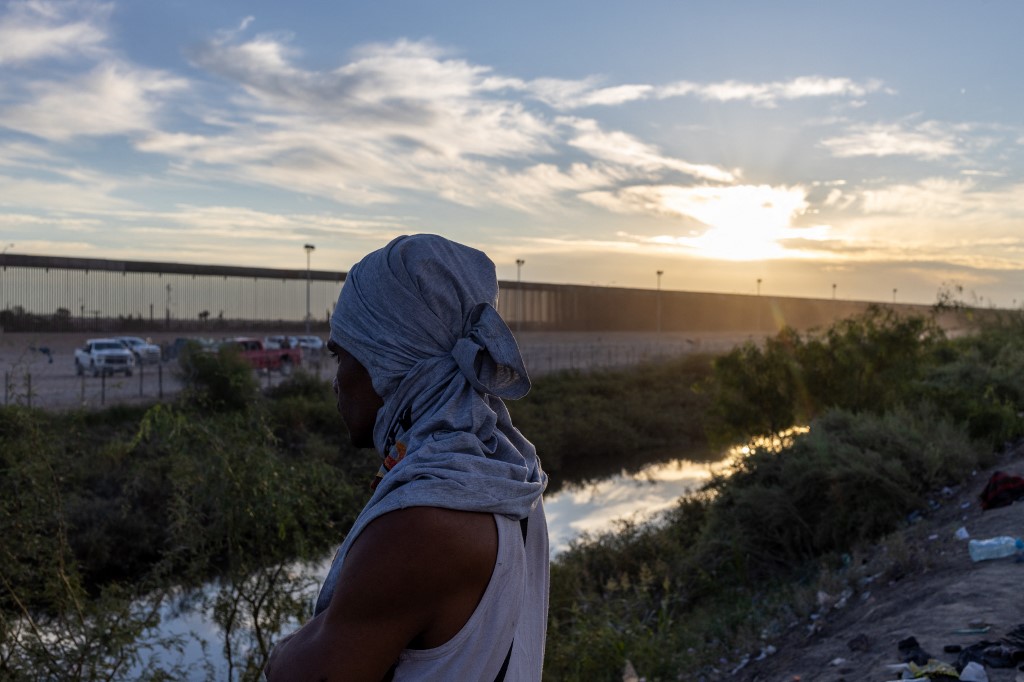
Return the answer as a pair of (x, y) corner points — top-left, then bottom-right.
(0, 377), (376, 676)
(698, 408), (980, 579)
(265, 369), (333, 402)
(917, 329), (1024, 447)
(708, 306), (1024, 451)
(708, 327), (807, 441)
(177, 343), (258, 412)
(801, 307), (941, 413)
(544, 404), (988, 680)
(511, 355), (715, 488)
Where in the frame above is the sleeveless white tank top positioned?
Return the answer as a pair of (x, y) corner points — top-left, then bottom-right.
(393, 499), (549, 681)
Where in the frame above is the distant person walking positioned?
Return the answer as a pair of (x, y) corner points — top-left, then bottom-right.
(264, 234), (549, 681)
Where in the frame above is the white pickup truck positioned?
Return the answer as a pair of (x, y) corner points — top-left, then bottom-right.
(74, 338), (136, 377)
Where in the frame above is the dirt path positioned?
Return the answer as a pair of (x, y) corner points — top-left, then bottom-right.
(739, 447), (1024, 682)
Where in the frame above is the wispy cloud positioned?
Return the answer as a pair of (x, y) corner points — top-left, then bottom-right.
(0, 62), (187, 140)
(525, 78), (654, 109)
(520, 74), (888, 110)
(565, 118), (736, 183)
(0, 170), (133, 211)
(0, 0), (109, 65)
(0, 6), (897, 225)
(862, 176), (1024, 218)
(657, 76), (888, 108)
(816, 177), (1024, 271)
(525, 75), (887, 111)
(821, 120), (962, 159)
(135, 32), (738, 211)
(861, 177), (980, 215)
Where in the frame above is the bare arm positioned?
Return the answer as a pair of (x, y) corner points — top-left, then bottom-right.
(264, 507), (497, 682)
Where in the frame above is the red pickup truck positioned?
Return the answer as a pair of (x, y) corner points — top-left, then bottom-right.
(224, 337), (302, 374)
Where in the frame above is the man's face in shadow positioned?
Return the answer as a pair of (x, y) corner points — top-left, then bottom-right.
(328, 339), (383, 449)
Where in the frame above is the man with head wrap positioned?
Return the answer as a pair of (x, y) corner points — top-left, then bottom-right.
(265, 235), (549, 681)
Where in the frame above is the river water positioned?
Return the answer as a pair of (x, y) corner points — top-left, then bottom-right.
(132, 448), (752, 678)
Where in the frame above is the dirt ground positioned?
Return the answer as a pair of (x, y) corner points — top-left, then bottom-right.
(0, 330), (338, 409)
(738, 446), (1024, 682)
(0, 329), (755, 410)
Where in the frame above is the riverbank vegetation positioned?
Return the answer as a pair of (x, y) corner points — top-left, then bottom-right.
(543, 305), (1024, 680)
(3, 305), (1024, 680)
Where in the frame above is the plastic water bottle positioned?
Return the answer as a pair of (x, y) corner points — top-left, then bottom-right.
(968, 536), (1023, 562)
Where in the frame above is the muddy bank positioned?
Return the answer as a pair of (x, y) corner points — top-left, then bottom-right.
(740, 446), (1024, 682)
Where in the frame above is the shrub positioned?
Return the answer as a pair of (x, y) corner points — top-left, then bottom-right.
(510, 355), (715, 488)
(916, 323), (1024, 447)
(708, 306), (944, 444)
(694, 407), (981, 581)
(177, 343), (258, 412)
(708, 327), (806, 441)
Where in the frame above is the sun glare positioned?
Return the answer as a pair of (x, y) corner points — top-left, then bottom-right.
(653, 184), (828, 260)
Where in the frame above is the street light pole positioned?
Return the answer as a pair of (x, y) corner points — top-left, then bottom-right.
(892, 288), (897, 304)
(832, 283), (837, 300)
(515, 259), (525, 333)
(656, 270), (664, 333)
(756, 278), (763, 332)
(304, 244), (316, 334)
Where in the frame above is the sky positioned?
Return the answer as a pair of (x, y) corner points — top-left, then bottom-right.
(1, 1), (1023, 306)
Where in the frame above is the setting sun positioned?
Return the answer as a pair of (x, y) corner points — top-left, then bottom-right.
(644, 184), (831, 260)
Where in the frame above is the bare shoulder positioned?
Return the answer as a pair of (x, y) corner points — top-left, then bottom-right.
(345, 507), (498, 589)
(264, 509), (498, 680)
(325, 507), (499, 651)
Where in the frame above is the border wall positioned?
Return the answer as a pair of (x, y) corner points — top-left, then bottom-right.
(1, 253), (934, 335)
(494, 281), (933, 334)
(0, 254), (344, 333)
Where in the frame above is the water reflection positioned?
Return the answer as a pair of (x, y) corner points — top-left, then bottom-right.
(544, 426), (808, 555)
(130, 428), (812, 677)
(545, 456), (730, 555)
(134, 454), (733, 678)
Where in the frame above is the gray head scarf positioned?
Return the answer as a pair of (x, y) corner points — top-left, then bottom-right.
(315, 234), (547, 614)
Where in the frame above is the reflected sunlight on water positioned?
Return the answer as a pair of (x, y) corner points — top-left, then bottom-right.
(135, 427), (813, 674)
(544, 425), (810, 555)
(544, 457), (725, 555)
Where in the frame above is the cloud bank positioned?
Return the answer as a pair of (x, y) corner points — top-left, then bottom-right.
(0, 0), (1022, 305)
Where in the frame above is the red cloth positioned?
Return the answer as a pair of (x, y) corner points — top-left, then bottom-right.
(979, 471), (1024, 510)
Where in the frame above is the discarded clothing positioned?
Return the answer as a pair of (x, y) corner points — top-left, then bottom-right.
(979, 471), (1024, 510)
(954, 624), (1024, 671)
(899, 636), (933, 666)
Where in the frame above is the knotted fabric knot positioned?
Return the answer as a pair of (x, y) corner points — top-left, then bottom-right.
(451, 302), (530, 400)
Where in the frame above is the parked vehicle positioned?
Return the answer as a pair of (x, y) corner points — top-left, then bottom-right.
(164, 337), (216, 361)
(295, 335), (325, 354)
(223, 337), (302, 374)
(115, 336), (161, 365)
(75, 338), (136, 377)
(264, 335), (299, 350)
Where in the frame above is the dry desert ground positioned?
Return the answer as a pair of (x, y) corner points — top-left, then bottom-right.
(0, 329), (758, 410)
